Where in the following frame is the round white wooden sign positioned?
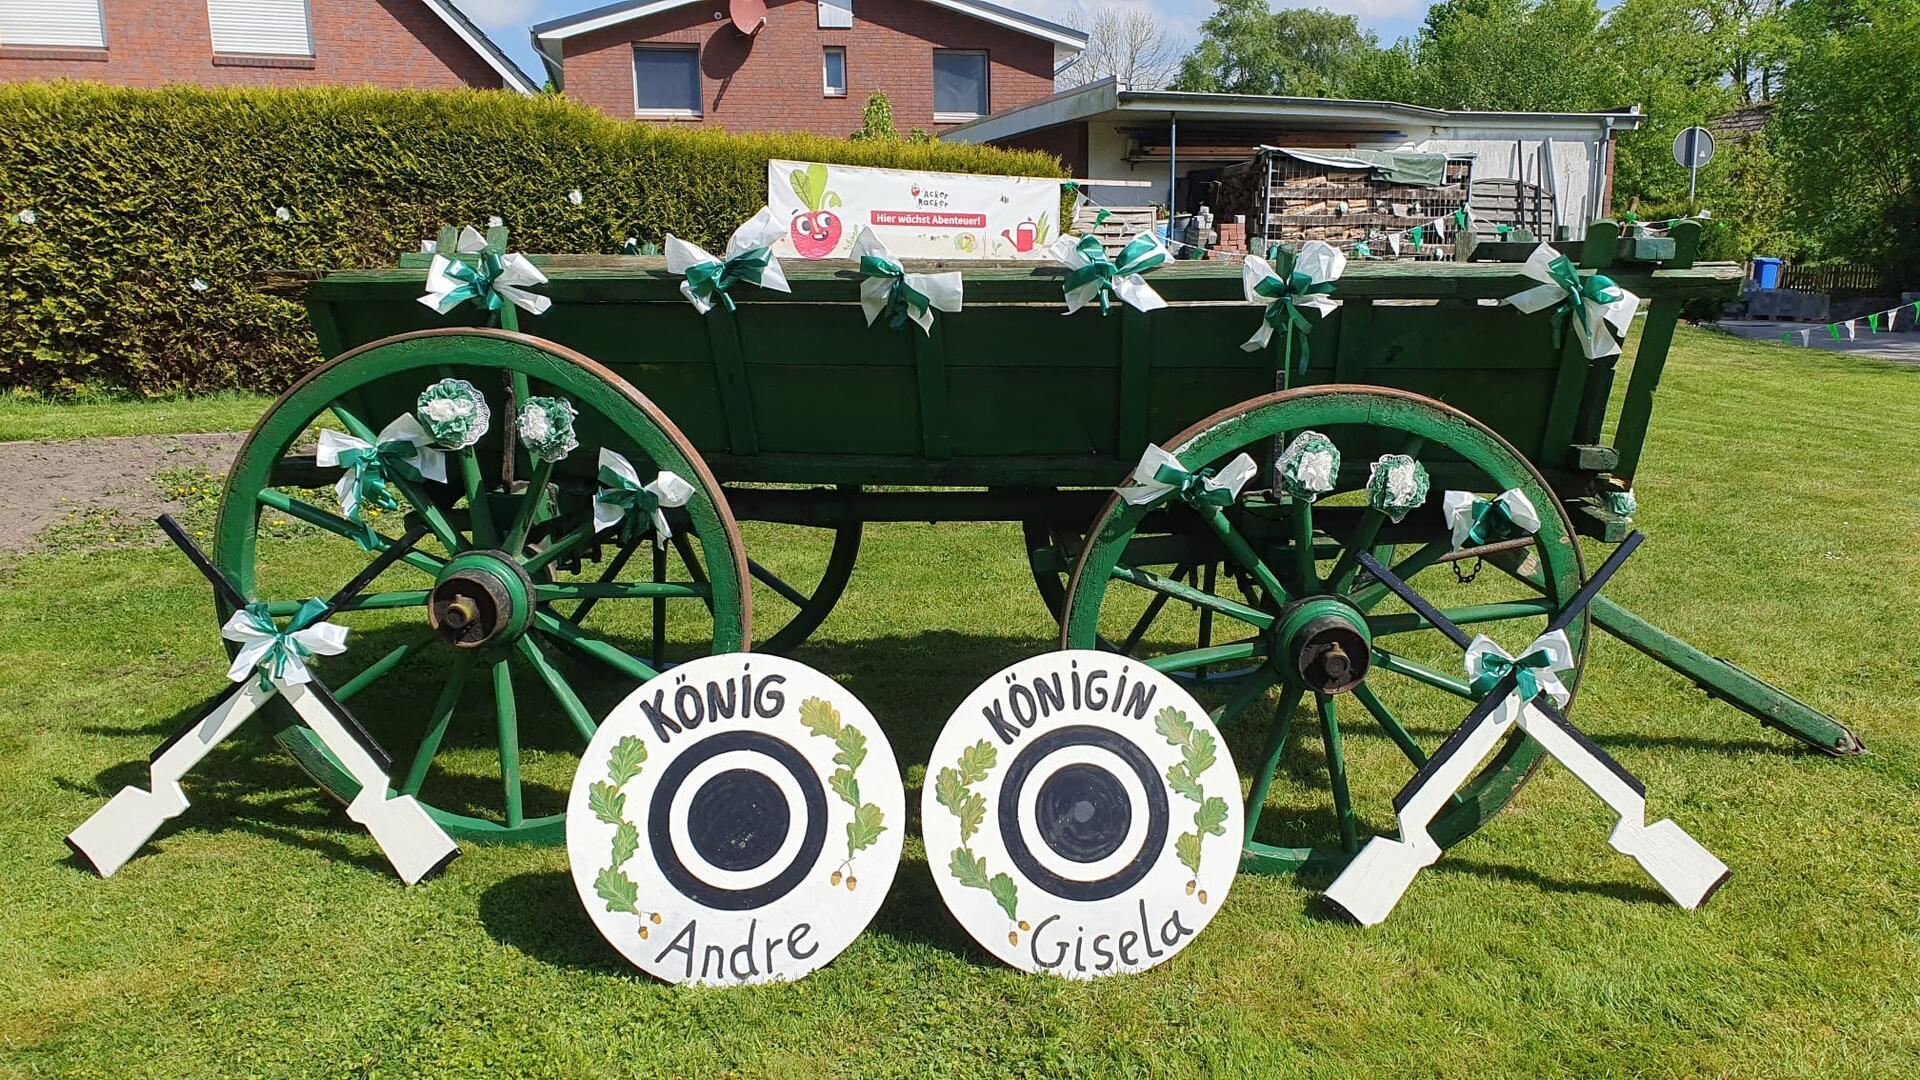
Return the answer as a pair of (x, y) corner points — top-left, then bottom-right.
(567, 654), (904, 986)
(921, 651), (1242, 978)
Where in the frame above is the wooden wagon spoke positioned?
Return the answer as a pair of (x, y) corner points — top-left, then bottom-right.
(453, 445), (497, 549)
(1209, 665), (1279, 727)
(1290, 497), (1318, 594)
(1371, 647), (1479, 701)
(651, 542), (668, 669)
(259, 590), (430, 617)
(520, 516), (597, 576)
(328, 402), (464, 556)
(256, 489), (444, 577)
(491, 658), (524, 828)
(568, 536), (641, 624)
(399, 651), (476, 797)
(1366, 598), (1557, 638)
(534, 581), (709, 601)
(1110, 562), (1275, 630)
(533, 610), (660, 682)
(1116, 562), (1192, 654)
(1350, 680), (1429, 768)
(334, 632), (437, 703)
(748, 556), (812, 608)
(1315, 693), (1361, 852)
(1196, 505), (1292, 607)
(1328, 433), (1428, 592)
(1352, 538), (1452, 612)
(501, 458), (555, 557)
(669, 531), (718, 618)
(516, 636), (597, 743)
(1144, 638), (1262, 674)
(1243, 684), (1306, 844)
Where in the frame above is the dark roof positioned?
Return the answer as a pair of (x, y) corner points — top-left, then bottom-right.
(1714, 103), (1774, 136)
(424, 0), (538, 93)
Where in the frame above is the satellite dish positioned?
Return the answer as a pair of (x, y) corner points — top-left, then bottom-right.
(730, 0), (766, 35)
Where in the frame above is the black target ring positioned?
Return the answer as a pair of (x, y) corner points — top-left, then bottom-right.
(648, 730), (827, 910)
(998, 725), (1170, 901)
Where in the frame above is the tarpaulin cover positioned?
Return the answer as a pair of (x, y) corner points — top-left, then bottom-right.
(1262, 147), (1449, 187)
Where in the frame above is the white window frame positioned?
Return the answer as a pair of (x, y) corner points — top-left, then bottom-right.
(0, 0), (108, 49)
(205, 0), (313, 57)
(632, 44), (702, 118)
(822, 45), (846, 98)
(818, 0), (852, 30)
(932, 49), (989, 124)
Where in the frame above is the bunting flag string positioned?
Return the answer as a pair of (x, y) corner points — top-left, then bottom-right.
(1775, 300), (1915, 348)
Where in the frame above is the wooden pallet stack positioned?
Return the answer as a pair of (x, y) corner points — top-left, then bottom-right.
(1071, 204), (1158, 256)
(1218, 153), (1472, 255)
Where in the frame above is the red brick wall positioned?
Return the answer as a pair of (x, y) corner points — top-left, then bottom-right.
(0, 0), (507, 89)
(560, 0), (1055, 135)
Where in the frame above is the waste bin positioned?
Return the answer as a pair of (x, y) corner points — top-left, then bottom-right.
(1751, 257), (1783, 289)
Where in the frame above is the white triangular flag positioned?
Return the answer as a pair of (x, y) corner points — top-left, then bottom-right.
(1387, 233), (1402, 256)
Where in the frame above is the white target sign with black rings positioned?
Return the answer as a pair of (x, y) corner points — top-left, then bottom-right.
(922, 651), (1242, 978)
(567, 654), (904, 987)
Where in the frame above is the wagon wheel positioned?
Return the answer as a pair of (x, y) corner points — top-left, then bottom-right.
(213, 329), (750, 845)
(741, 494), (862, 656)
(1061, 386), (1589, 874)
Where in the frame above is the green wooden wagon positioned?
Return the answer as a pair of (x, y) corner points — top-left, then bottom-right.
(217, 218), (1857, 873)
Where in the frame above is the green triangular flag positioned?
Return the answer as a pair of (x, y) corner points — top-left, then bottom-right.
(1780, 331), (1793, 344)
(1827, 323), (1842, 340)
(1868, 313), (1880, 333)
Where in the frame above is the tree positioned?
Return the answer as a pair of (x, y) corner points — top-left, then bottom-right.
(1171, 1), (1381, 97)
(1059, 3), (1180, 90)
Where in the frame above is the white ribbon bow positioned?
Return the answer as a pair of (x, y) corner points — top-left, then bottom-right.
(1464, 629), (1575, 721)
(315, 415), (448, 521)
(220, 609), (349, 687)
(1503, 243), (1641, 359)
(852, 227), (963, 334)
(1239, 241), (1345, 352)
(1441, 488), (1541, 550)
(1117, 444), (1259, 507)
(1049, 232), (1169, 315)
(418, 226), (552, 316)
(592, 448), (695, 548)
(665, 206), (793, 314)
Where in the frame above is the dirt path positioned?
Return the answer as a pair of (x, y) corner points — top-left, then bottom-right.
(0, 432), (246, 552)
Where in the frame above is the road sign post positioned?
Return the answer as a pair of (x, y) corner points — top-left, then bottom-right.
(1673, 126), (1716, 209)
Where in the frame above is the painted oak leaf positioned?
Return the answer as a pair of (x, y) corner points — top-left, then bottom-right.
(950, 847), (990, 889)
(957, 791), (986, 843)
(799, 696), (843, 740)
(1165, 762), (1203, 804)
(987, 872), (1020, 921)
(1155, 705), (1196, 749)
(830, 766), (861, 808)
(957, 740), (997, 785)
(834, 725), (868, 771)
(595, 867), (639, 915)
(1195, 795), (1230, 837)
(607, 735), (647, 785)
(1181, 729), (1217, 778)
(846, 802), (886, 855)
(1175, 831), (1203, 876)
(587, 780), (626, 827)
(933, 766), (967, 813)
(611, 821), (640, 868)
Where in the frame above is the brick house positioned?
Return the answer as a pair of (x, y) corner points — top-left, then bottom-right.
(0, 1), (536, 92)
(530, 0), (1085, 135)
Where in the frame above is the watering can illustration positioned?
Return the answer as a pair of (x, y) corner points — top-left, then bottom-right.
(1000, 219), (1040, 253)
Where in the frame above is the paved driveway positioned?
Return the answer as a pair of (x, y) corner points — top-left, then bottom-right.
(1716, 318), (1920, 364)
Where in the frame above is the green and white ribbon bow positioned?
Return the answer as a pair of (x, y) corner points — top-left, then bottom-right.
(853, 226), (962, 335)
(516, 396), (578, 463)
(1503, 242), (1641, 359)
(1366, 454), (1430, 522)
(1118, 443), (1258, 508)
(665, 207), (792, 315)
(316, 414), (448, 524)
(416, 378), (491, 450)
(1050, 232), (1168, 316)
(592, 448), (694, 549)
(1441, 488), (1541, 550)
(1276, 430), (1340, 502)
(1605, 488), (1637, 520)
(220, 598), (348, 692)
(419, 226), (551, 319)
(1465, 629), (1574, 713)
(1240, 241), (1344, 361)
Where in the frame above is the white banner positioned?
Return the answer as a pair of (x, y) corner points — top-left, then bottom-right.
(768, 159), (1061, 260)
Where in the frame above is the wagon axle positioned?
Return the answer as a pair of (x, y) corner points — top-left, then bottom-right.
(1275, 596), (1372, 694)
(428, 551), (535, 649)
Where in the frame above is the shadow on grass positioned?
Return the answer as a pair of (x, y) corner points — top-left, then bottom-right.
(1426, 856), (1670, 906)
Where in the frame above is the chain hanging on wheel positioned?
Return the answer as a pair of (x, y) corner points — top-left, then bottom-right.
(1451, 556), (1483, 585)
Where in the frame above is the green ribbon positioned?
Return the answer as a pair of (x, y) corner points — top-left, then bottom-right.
(1062, 233), (1163, 315)
(1150, 461), (1235, 508)
(1469, 645), (1556, 703)
(334, 438), (426, 521)
(1544, 254), (1622, 350)
(1410, 225), (1424, 249)
(1463, 496), (1524, 546)
(1252, 247), (1336, 374)
(436, 249), (508, 319)
(1452, 208), (1470, 230)
(1354, 242), (1371, 258)
(859, 254), (933, 332)
(1495, 224), (1514, 238)
(684, 246), (773, 313)
(239, 598), (329, 692)
(596, 464), (664, 546)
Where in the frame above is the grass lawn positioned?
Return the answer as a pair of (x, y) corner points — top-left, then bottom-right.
(1, 326), (1915, 1076)
(0, 390), (272, 442)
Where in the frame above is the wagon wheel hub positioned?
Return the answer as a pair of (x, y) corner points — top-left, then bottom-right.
(429, 551), (535, 649)
(1275, 595), (1372, 694)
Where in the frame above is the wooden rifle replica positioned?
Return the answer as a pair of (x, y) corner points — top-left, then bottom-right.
(1323, 533), (1730, 926)
(66, 515), (460, 885)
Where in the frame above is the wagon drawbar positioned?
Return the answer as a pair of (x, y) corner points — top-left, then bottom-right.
(229, 217), (1861, 869)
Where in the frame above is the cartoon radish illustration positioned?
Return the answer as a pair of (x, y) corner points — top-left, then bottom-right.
(787, 163), (844, 258)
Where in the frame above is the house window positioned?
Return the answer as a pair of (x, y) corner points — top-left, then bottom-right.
(817, 0), (852, 29)
(822, 46), (846, 97)
(633, 46), (700, 116)
(933, 50), (988, 121)
(206, 0), (312, 56)
(0, 0), (106, 48)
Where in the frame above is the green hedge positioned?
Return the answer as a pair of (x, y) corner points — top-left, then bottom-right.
(0, 83), (1063, 395)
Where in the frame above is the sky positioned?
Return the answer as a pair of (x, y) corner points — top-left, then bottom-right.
(453, 0), (1433, 87)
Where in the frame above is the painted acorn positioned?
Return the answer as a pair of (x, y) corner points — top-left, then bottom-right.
(1186, 879), (1196, 895)
(845, 875), (858, 891)
(1197, 889), (1209, 904)
(650, 912), (662, 924)
(831, 870), (843, 886)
